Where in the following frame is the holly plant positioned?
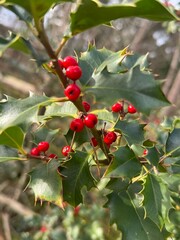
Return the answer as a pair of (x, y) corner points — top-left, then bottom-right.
(0, 0), (180, 239)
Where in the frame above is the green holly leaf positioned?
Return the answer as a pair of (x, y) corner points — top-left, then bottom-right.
(0, 33), (30, 57)
(79, 45), (112, 86)
(79, 47), (169, 114)
(159, 173), (180, 194)
(142, 173), (172, 229)
(32, 127), (60, 144)
(106, 178), (130, 193)
(106, 190), (164, 240)
(61, 151), (96, 206)
(96, 50), (149, 74)
(0, 126), (25, 154)
(91, 108), (114, 123)
(164, 157), (180, 174)
(146, 147), (161, 167)
(0, 145), (20, 162)
(115, 120), (145, 146)
(0, 94), (52, 131)
(3, 0), (74, 20)
(43, 101), (78, 120)
(28, 160), (63, 207)
(165, 128), (180, 157)
(105, 146), (141, 179)
(70, 0), (177, 35)
(65, 128), (89, 148)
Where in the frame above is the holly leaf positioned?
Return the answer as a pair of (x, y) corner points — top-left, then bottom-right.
(79, 47), (169, 114)
(0, 126), (25, 154)
(0, 94), (52, 131)
(43, 101), (78, 120)
(32, 127), (60, 144)
(115, 120), (145, 146)
(165, 128), (180, 157)
(142, 173), (172, 229)
(145, 147), (160, 167)
(105, 146), (141, 179)
(70, 0), (177, 35)
(3, 0), (74, 20)
(106, 190), (164, 240)
(65, 128), (89, 148)
(91, 108), (114, 123)
(0, 33), (30, 57)
(0, 145), (20, 162)
(61, 151), (96, 206)
(79, 45), (112, 86)
(28, 160), (63, 207)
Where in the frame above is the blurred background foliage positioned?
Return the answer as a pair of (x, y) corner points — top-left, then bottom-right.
(0, 0), (179, 239)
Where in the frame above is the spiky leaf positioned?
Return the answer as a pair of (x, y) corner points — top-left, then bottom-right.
(106, 190), (164, 240)
(28, 160), (63, 207)
(61, 151), (96, 206)
(105, 146), (141, 179)
(115, 120), (145, 146)
(142, 174), (172, 229)
(70, 0), (177, 35)
(0, 94), (52, 131)
(0, 126), (25, 154)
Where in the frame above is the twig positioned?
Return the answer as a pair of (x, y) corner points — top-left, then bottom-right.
(0, 194), (36, 217)
(2, 213), (11, 240)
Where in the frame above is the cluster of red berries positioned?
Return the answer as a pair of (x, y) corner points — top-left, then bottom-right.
(30, 141), (57, 159)
(91, 130), (117, 149)
(111, 101), (137, 114)
(57, 56), (82, 101)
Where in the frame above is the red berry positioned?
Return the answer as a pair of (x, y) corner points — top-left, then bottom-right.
(143, 149), (148, 156)
(91, 137), (98, 147)
(103, 131), (117, 145)
(128, 104), (137, 114)
(84, 114), (98, 128)
(61, 145), (72, 156)
(58, 59), (64, 69)
(111, 102), (123, 112)
(37, 141), (49, 152)
(63, 56), (78, 69)
(30, 147), (40, 156)
(64, 84), (81, 101)
(74, 205), (80, 217)
(48, 153), (58, 159)
(82, 101), (91, 112)
(70, 118), (84, 132)
(66, 66), (82, 81)
(40, 226), (47, 233)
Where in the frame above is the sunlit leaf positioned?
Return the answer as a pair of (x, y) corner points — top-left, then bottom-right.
(28, 160), (63, 207)
(0, 94), (52, 131)
(43, 101), (78, 120)
(70, 0), (177, 35)
(0, 33), (30, 56)
(0, 126), (25, 153)
(80, 46), (169, 114)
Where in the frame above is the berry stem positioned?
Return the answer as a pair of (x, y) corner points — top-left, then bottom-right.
(86, 128), (100, 178)
(55, 37), (69, 57)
